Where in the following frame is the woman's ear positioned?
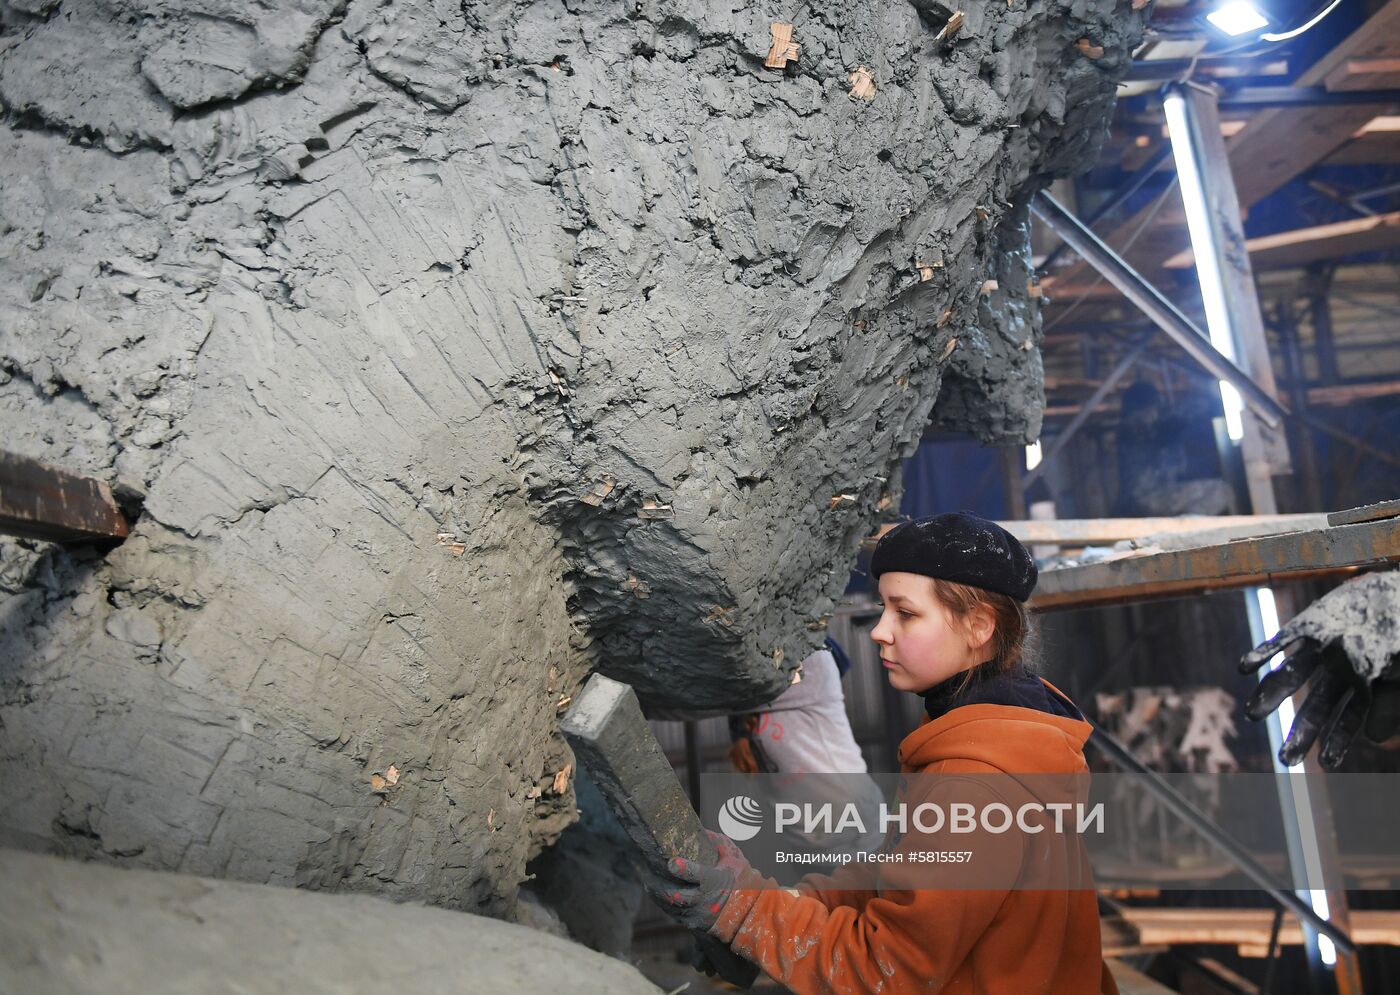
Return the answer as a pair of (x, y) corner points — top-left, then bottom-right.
(964, 604), (996, 653)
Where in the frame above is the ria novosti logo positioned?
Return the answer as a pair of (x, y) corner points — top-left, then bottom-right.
(717, 795), (765, 841)
(716, 794), (1105, 840)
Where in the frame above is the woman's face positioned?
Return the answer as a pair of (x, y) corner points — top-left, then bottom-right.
(870, 572), (984, 694)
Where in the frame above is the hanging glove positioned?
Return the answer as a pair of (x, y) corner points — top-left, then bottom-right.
(1239, 572), (1400, 768)
(647, 829), (755, 933)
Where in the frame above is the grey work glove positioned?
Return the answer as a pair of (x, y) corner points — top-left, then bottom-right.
(647, 829), (754, 933)
(1240, 572), (1400, 768)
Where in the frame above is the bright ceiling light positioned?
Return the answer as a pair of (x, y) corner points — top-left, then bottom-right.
(1207, 1), (1270, 36)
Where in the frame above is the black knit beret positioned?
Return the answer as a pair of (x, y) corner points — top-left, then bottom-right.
(870, 511), (1037, 602)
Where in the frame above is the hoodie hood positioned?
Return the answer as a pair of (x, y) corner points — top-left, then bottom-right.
(898, 678), (1093, 776)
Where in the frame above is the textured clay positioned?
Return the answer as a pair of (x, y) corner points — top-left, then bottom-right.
(0, 0), (1144, 921)
(0, 847), (660, 993)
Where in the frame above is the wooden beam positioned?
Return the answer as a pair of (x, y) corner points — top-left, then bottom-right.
(1116, 907), (1400, 954)
(1324, 118), (1400, 165)
(1307, 380), (1400, 405)
(1226, 0), (1400, 208)
(1354, 114), (1400, 132)
(864, 514), (1323, 550)
(1038, 381), (1397, 424)
(1325, 57), (1400, 92)
(0, 451), (129, 544)
(1043, 401), (1115, 419)
(999, 514), (1320, 547)
(1030, 516), (1400, 611)
(1043, 376), (1109, 391)
(1164, 211), (1400, 272)
(1038, 278), (1127, 303)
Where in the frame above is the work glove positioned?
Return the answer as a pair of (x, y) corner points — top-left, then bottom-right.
(1239, 572), (1400, 768)
(648, 829), (754, 933)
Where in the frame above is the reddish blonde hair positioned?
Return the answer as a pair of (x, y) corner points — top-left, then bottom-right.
(928, 577), (1033, 693)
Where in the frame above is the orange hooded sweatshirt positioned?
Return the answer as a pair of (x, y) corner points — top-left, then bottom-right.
(709, 678), (1117, 995)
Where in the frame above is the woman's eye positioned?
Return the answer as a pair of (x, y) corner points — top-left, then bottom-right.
(898, 609), (914, 618)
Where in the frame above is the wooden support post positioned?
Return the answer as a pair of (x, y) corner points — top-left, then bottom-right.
(0, 451), (129, 544)
(1173, 83), (1291, 510)
(1276, 298), (1327, 511)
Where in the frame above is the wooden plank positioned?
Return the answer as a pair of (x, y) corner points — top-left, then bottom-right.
(0, 451), (129, 544)
(999, 514), (1318, 546)
(1030, 517), (1400, 611)
(1038, 382), (1396, 420)
(1044, 376), (1108, 391)
(1324, 130), (1400, 166)
(1164, 211), (1400, 272)
(1325, 56), (1400, 92)
(1043, 401), (1115, 418)
(561, 673), (758, 986)
(1120, 907), (1400, 953)
(1354, 114), (1400, 132)
(1307, 380), (1400, 405)
(863, 515), (1321, 551)
(1179, 85), (1291, 485)
(1039, 279), (1131, 302)
(1035, 562), (1371, 612)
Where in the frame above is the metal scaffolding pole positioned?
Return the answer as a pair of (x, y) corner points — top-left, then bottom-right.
(1037, 144), (1174, 277)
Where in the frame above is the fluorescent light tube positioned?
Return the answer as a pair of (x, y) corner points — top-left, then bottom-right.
(1163, 91), (1247, 443)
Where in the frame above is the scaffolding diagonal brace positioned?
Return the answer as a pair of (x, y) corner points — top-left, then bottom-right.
(1089, 725), (1355, 955)
(1031, 192), (1288, 428)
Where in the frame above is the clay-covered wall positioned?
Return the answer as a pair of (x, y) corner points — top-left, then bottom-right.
(0, 0), (1144, 915)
